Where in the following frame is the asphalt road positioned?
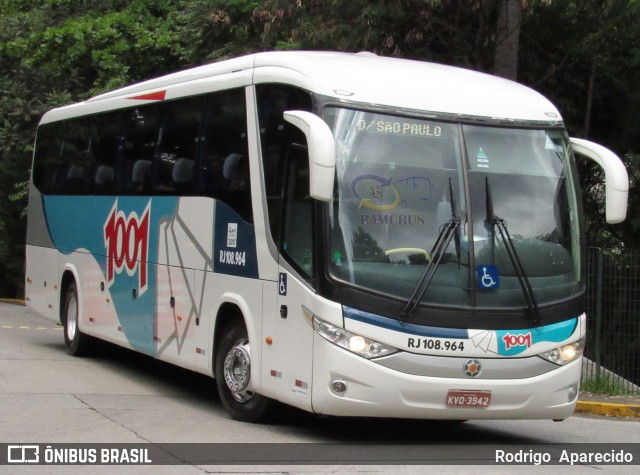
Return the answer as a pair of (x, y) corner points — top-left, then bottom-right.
(1, 302), (638, 474)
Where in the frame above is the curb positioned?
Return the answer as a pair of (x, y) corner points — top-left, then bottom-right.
(575, 400), (640, 418)
(0, 299), (26, 306)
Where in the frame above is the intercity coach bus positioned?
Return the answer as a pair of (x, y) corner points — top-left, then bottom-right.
(25, 51), (628, 422)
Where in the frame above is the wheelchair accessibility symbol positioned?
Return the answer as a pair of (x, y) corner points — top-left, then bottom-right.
(278, 272), (287, 296)
(477, 265), (499, 290)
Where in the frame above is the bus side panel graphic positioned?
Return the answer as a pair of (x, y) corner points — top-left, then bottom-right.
(213, 201), (258, 279)
(41, 195), (259, 356)
(44, 195), (177, 354)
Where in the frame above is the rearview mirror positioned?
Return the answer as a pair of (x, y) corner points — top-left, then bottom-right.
(570, 138), (628, 224)
(283, 111), (336, 202)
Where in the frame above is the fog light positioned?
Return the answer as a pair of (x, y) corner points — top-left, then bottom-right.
(568, 385), (578, 402)
(331, 380), (347, 395)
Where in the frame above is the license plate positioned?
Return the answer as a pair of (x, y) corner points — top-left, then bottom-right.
(446, 390), (492, 408)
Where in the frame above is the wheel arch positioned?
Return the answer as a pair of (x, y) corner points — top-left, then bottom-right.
(212, 294), (272, 422)
(211, 293), (259, 381)
(213, 304), (244, 378)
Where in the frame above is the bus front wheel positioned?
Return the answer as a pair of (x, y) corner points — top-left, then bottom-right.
(215, 320), (271, 422)
(62, 282), (89, 356)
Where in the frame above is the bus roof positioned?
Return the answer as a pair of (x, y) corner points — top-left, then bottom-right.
(41, 51), (562, 125)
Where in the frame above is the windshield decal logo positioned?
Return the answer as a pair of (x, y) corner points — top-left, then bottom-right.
(352, 174), (432, 226)
(477, 265), (499, 289)
(352, 175), (434, 210)
(361, 183), (401, 211)
(352, 175), (400, 211)
(476, 147), (490, 169)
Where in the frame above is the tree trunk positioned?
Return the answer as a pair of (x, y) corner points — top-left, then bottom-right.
(584, 61), (597, 139)
(493, 0), (524, 81)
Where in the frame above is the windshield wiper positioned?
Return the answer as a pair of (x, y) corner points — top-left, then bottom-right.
(400, 178), (460, 321)
(484, 177), (540, 325)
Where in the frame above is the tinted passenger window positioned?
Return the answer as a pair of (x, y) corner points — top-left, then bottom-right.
(157, 96), (204, 195)
(89, 112), (119, 195)
(34, 118), (105, 195)
(33, 123), (60, 194)
(119, 106), (160, 194)
(200, 89), (252, 222)
(33, 87), (251, 219)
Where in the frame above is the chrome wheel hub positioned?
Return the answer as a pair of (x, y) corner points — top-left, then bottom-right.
(223, 339), (253, 403)
(66, 294), (78, 342)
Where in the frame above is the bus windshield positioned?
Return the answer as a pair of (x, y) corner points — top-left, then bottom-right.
(325, 107), (582, 312)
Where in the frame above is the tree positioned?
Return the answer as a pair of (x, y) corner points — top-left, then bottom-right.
(0, 0), (183, 297)
(1, 0), (639, 296)
(493, 0), (525, 80)
(520, 0), (640, 248)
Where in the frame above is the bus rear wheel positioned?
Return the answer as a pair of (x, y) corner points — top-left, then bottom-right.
(215, 320), (271, 422)
(62, 282), (89, 356)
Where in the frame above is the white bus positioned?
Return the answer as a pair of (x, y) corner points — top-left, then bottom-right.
(25, 51), (628, 422)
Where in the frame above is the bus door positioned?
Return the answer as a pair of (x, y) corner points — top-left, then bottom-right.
(273, 146), (316, 411)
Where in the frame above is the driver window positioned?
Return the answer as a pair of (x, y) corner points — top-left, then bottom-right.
(281, 146), (313, 279)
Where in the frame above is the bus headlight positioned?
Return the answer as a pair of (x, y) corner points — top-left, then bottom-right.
(538, 338), (585, 365)
(312, 315), (398, 359)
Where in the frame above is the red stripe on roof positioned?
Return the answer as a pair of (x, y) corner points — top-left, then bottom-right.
(128, 90), (166, 101)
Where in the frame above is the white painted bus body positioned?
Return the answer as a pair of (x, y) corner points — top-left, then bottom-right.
(26, 52), (627, 421)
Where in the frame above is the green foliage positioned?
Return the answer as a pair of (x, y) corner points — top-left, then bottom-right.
(3, 1), (181, 96)
(167, 0), (501, 67)
(0, 0), (639, 296)
(0, 0), (183, 296)
(581, 376), (628, 396)
(168, 0), (265, 63)
(520, 0), (640, 248)
(9, 182), (30, 219)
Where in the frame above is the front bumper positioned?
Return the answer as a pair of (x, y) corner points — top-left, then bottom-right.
(311, 333), (580, 420)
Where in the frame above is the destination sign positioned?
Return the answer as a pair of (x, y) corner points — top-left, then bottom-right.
(357, 119), (444, 138)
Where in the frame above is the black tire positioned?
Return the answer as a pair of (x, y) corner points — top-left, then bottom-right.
(62, 282), (89, 356)
(215, 320), (271, 422)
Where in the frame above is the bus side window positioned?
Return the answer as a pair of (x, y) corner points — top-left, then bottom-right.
(88, 112), (119, 195)
(33, 123), (60, 194)
(255, 84), (313, 248)
(201, 88), (252, 222)
(131, 160), (152, 192)
(95, 165), (115, 194)
(172, 157), (195, 194)
(64, 165), (85, 194)
(155, 96), (203, 195)
(118, 106), (159, 194)
(55, 119), (88, 195)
